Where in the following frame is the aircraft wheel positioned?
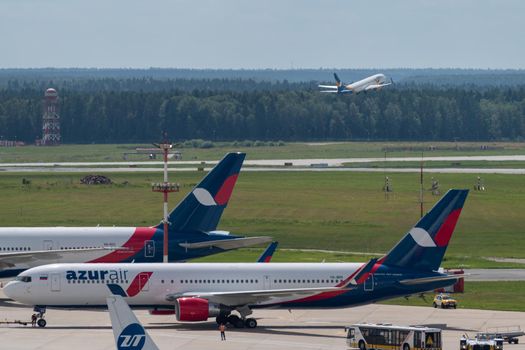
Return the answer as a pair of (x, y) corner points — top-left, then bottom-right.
(228, 315), (244, 328)
(37, 319), (47, 328)
(358, 340), (366, 350)
(245, 318), (257, 328)
(433, 303), (437, 308)
(216, 316), (228, 325)
(403, 344), (410, 350)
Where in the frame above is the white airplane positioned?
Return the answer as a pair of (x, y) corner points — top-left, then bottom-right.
(0, 152), (271, 278)
(4, 190), (468, 329)
(107, 295), (159, 350)
(319, 73), (392, 94)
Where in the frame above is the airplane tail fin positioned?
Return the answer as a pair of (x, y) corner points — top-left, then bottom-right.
(163, 152), (245, 233)
(381, 189), (468, 272)
(334, 73), (344, 93)
(107, 295), (159, 350)
(257, 241), (278, 262)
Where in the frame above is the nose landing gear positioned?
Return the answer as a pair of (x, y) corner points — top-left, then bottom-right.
(33, 306), (47, 328)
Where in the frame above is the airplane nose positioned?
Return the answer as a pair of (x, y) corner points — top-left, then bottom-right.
(3, 281), (17, 300)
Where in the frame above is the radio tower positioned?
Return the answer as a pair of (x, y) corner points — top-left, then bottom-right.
(151, 134), (179, 263)
(42, 88), (61, 145)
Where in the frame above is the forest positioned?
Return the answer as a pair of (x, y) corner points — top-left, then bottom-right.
(0, 73), (524, 143)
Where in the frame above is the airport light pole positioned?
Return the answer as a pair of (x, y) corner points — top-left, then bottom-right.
(151, 140), (179, 263)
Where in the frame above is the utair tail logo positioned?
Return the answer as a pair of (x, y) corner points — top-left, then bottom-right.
(118, 323), (146, 350)
(107, 272), (153, 298)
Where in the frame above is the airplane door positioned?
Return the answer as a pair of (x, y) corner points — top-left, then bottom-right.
(144, 240), (155, 258)
(364, 274), (374, 292)
(263, 275), (271, 290)
(138, 273), (150, 292)
(50, 274), (61, 292)
(43, 240), (54, 250)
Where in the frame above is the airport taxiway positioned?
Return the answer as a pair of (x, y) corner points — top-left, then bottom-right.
(0, 287), (524, 350)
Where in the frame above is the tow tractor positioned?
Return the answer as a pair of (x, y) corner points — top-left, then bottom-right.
(460, 333), (504, 350)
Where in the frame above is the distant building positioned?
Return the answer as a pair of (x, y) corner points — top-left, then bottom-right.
(41, 88), (60, 145)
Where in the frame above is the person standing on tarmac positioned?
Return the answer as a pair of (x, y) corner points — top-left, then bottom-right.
(219, 323), (226, 341)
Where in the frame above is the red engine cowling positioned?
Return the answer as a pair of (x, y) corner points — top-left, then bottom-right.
(175, 297), (221, 322)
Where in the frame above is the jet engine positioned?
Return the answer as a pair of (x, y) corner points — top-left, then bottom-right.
(174, 297), (222, 322)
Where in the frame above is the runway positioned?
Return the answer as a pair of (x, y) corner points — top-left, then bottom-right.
(1, 155), (525, 173)
(0, 288), (524, 350)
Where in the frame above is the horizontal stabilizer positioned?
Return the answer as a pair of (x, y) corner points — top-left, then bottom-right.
(319, 90), (339, 93)
(179, 236), (272, 250)
(0, 247), (121, 269)
(399, 274), (462, 286)
(318, 85), (338, 89)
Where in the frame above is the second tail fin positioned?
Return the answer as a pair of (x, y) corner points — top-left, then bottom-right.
(382, 189), (469, 272)
(163, 152), (245, 233)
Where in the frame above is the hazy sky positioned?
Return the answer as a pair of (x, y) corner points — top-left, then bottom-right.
(1, 0), (523, 69)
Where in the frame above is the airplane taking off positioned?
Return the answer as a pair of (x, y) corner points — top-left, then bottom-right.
(5, 190), (468, 329)
(319, 73), (392, 94)
(108, 295), (159, 350)
(0, 152), (271, 278)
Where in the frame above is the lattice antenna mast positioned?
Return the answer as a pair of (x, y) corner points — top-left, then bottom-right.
(151, 133), (179, 263)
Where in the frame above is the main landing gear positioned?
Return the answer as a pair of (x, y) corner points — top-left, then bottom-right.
(215, 307), (257, 328)
(33, 306), (47, 328)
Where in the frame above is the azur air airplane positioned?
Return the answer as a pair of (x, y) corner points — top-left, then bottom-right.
(319, 73), (392, 94)
(4, 190), (468, 329)
(0, 152), (271, 278)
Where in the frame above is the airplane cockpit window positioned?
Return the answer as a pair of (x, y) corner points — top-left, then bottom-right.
(16, 276), (32, 283)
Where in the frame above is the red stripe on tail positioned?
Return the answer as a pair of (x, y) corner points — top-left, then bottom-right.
(214, 174), (239, 205)
(434, 208), (462, 247)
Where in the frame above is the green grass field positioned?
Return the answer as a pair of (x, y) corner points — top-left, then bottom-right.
(381, 281), (525, 312)
(1, 170), (524, 266)
(1, 141), (525, 163)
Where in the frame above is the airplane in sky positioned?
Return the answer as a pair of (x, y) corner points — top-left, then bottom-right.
(4, 190), (468, 329)
(0, 152), (271, 278)
(319, 73), (392, 94)
(108, 295), (159, 350)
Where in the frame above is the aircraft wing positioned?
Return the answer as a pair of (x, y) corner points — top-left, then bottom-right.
(318, 85), (338, 89)
(178, 236), (272, 250)
(399, 274), (462, 286)
(166, 286), (351, 306)
(364, 83), (392, 91)
(0, 247), (122, 269)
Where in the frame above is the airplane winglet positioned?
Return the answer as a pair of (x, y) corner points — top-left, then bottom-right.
(107, 295), (159, 350)
(257, 241), (278, 263)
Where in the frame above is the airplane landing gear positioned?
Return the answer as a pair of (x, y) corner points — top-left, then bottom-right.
(33, 306), (47, 328)
(216, 310), (258, 328)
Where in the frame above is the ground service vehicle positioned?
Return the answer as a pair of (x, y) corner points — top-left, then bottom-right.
(460, 334), (504, 350)
(433, 293), (457, 309)
(346, 323), (442, 350)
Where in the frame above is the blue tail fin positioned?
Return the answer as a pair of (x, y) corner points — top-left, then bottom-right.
(382, 189), (469, 272)
(162, 152), (245, 233)
(257, 241), (278, 263)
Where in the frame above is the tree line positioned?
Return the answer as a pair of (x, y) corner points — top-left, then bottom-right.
(0, 79), (524, 143)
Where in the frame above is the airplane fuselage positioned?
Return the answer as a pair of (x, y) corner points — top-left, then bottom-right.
(346, 74), (388, 93)
(0, 227), (237, 277)
(5, 262), (453, 309)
